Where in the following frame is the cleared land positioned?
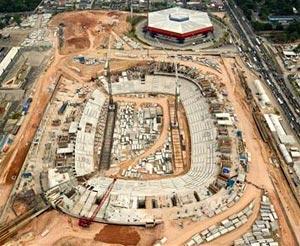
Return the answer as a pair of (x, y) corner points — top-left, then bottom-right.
(49, 11), (130, 55)
(0, 10), (299, 246)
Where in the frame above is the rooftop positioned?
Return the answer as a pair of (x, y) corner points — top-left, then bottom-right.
(148, 7), (212, 34)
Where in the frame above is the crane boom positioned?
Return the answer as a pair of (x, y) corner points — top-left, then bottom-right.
(78, 178), (116, 227)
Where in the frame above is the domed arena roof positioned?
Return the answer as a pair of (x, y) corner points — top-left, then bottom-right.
(148, 7), (213, 36)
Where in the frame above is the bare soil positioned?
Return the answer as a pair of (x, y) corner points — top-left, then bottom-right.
(94, 225), (141, 246)
(49, 11), (130, 55)
(1, 9), (298, 246)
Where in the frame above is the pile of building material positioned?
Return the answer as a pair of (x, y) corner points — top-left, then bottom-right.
(195, 57), (221, 72)
(48, 168), (70, 188)
(234, 194), (279, 246)
(185, 200), (255, 245)
(111, 102), (163, 165)
(177, 188), (239, 220)
(122, 134), (173, 178)
(153, 237), (168, 246)
(210, 101), (225, 114)
(20, 13), (51, 28)
(21, 29), (48, 47)
(21, 14), (52, 47)
(41, 14), (52, 27)
(20, 15), (39, 28)
(122, 35), (142, 49)
(218, 137), (232, 153)
(73, 55), (105, 65)
(113, 37), (125, 50)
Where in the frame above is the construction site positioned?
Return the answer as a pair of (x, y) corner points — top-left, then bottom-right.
(0, 6), (299, 246)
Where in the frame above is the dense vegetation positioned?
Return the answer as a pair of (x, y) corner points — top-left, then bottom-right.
(234, 0), (299, 20)
(126, 15), (146, 39)
(126, 15), (146, 27)
(283, 21), (300, 42)
(250, 20), (300, 42)
(0, 0), (41, 12)
(294, 44), (300, 53)
(0, 14), (21, 29)
(234, 0), (300, 42)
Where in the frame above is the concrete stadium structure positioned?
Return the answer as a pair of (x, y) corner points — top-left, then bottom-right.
(44, 64), (246, 226)
(147, 7), (214, 43)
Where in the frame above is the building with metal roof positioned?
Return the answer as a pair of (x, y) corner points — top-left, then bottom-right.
(268, 15), (300, 24)
(0, 47), (20, 78)
(147, 7), (213, 43)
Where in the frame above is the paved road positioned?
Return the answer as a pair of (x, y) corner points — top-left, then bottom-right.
(225, 0), (300, 141)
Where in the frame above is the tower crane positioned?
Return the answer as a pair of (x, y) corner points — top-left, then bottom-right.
(174, 61), (180, 128)
(155, 37), (181, 128)
(104, 33), (115, 110)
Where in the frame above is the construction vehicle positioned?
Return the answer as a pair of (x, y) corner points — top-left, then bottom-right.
(78, 178), (117, 228)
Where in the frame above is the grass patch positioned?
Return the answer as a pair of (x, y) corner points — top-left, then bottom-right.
(126, 15), (146, 39)
(127, 15), (146, 27)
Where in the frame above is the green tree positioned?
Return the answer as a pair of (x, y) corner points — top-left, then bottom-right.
(285, 21), (300, 41)
(13, 14), (21, 25)
(234, 0), (299, 21)
(275, 23), (283, 31)
(294, 44), (300, 53)
(252, 21), (273, 31)
(0, 0), (41, 12)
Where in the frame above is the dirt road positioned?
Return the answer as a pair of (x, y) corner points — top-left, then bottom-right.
(2, 10), (298, 246)
(219, 57), (296, 245)
(0, 10), (133, 219)
(9, 210), (161, 246)
(165, 185), (261, 245)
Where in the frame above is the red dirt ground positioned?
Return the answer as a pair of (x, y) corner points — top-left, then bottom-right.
(94, 225), (141, 246)
(49, 11), (130, 55)
(67, 37), (90, 50)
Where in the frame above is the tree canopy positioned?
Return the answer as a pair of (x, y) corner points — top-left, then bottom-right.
(294, 44), (300, 53)
(0, 0), (41, 12)
(234, 0), (300, 42)
(235, 0), (299, 20)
